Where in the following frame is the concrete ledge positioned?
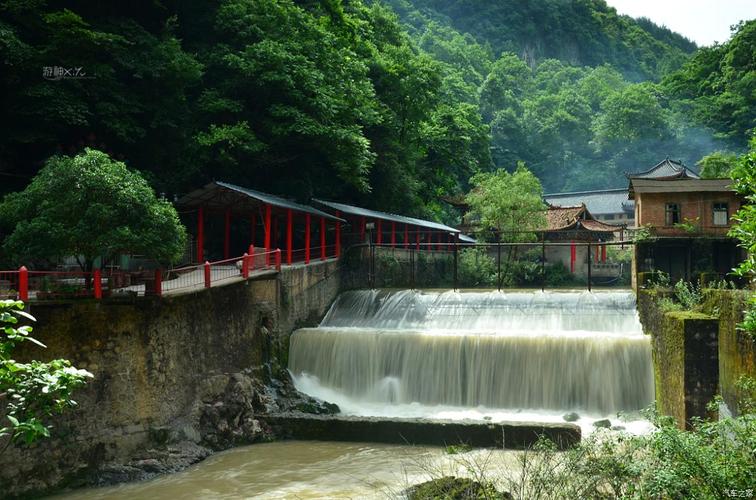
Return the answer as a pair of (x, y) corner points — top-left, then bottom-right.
(260, 413), (581, 450)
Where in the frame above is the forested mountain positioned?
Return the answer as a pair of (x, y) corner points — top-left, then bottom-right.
(383, 0), (697, 81)
(0, 0), (753, 220)
(390, 3), (754, 192)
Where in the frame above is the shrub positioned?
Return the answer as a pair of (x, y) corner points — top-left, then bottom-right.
(458, 247), (496, 287)
(673, 280), (702, 310)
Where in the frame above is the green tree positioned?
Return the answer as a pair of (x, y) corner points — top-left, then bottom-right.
(697, 151), (739, 179)
(729, 137), (756, 335)
(1, 300), (91, 449)
(0, 149), (187, 271)
(465, 163), (546, 242)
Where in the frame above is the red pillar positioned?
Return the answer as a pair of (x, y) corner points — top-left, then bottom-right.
(570, 241), (576, 273)
(320, 217), (326, 261)
(272, 216), (278, 249)
(204, 261), (211, 288)
(286, 209), (293, 265)
(377, 220), (382, 245)
(196, 207), (204, 263)
(404, 224), (409, 248)
(242, 253), (250, 278)
(305, 214), (311, 264)
(251, 215), (256, 247)
(264, 204), (272, 265)
(154, 269), (162, 297)
(275, 249), (281, 271)
(18, 266), (28, 301)
(360, 216), (366, 242)
(335, 211), (341, 258)
(93, 269), (102, 299)
(224, 209), (231, 260)
(602, 245), (607, 263)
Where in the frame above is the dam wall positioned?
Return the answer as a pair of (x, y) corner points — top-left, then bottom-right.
(0, 259), (341, 497)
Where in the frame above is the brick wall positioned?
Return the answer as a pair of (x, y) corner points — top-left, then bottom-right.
(636, 191), (741, 237)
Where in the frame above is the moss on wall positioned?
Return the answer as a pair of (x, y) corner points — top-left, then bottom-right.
(638, 291), (718, 429)
(701, 289), (755, 415)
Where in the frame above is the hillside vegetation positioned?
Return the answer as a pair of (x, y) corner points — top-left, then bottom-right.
(0, 0), (753, 218)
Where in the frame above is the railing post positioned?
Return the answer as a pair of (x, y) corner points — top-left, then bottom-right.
(497, 241), (502, 291)
(18, 266), (28, 301)
(204, 261), (211, 288)
(453, 236), (458, 291)
(541, 233), (546, 293)
(410, 248), (415, 290)
(587, 242), (592, 292)
(154, 268), (162, 297)
(335, 211), (341, 258)
(94, 268), (102, 299)
(242, 253), (250, 279)
(275, 248), (282, 271)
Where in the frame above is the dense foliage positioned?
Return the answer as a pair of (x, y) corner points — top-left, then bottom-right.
(0, 0), (491, 219)
(413, 401), (756, 499)
(0, 0), (752, 219)
(386, 0), (696, 81)
(414, 17), (754, 192)
(729, 137), (756, 335)
(0, 148), (187, 270)
(0, 300), (91, 448)
(465, 164), (546, 241)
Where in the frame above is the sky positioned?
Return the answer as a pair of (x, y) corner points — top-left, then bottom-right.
(605, 0), (756, 46)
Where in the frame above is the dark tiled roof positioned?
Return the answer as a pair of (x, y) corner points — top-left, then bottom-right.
(545, 204), (620, 233)
(626, 158), (700, 180)
(544, 188), (635, 215)
(547, 205), (585, 230)
(176, 181), (344, 221)
(313, 199), (460, 233)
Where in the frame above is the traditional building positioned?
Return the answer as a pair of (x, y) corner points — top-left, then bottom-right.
(543, 204), (624, 277)
(627, 159), (745, 284)
(544, 188), (635, 227)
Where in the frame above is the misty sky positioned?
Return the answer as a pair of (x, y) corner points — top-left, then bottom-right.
(605, 0), (756, 46)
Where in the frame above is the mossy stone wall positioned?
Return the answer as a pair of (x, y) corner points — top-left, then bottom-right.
(638, 292), (718, 429)
(0, 259), (342, 496)
(701, 289), (755, 415)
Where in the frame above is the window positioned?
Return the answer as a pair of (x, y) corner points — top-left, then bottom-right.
(713, 203), (728, 226)
(665, 203), (680, 226)
(605, 214), (615, 220)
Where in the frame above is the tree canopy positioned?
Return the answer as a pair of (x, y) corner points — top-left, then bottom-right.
(0, 149), (187, 270)
(0, 0), (752, 223)
(465, 164), (546, 242)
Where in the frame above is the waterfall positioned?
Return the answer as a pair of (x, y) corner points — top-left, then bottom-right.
(289, 290), (654, 416)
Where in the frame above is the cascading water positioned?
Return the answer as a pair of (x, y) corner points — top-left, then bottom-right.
(289, 290), (654, 430)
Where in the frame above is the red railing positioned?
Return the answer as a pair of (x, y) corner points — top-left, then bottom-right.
(1, 243), (349, 302)
(162, 248), (279, 294)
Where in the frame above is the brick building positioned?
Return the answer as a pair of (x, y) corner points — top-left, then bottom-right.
(627, 159), (745, 284)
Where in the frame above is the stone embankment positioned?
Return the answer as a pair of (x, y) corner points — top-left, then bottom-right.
(0, 260), (341, 497)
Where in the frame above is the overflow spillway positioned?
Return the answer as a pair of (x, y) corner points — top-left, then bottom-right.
(289, 290), (653, 418)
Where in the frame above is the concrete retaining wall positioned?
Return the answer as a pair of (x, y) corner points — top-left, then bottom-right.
(0, 260), (341, 496)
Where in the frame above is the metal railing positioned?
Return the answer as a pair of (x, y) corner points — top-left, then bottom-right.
(0, 248), (285, 302)
(361, 240), (635, 291)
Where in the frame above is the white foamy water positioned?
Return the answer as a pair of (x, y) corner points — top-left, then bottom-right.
(290, 290), (654, 434)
